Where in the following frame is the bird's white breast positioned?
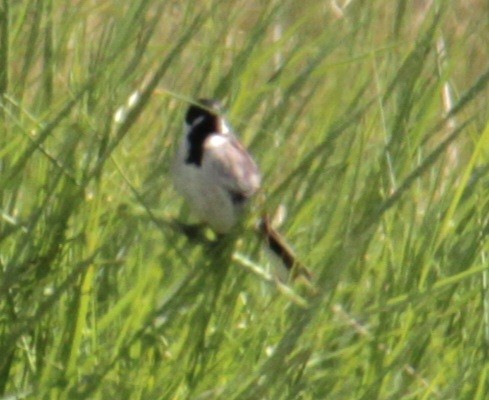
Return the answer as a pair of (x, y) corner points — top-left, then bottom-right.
(172, 135), (238, 233)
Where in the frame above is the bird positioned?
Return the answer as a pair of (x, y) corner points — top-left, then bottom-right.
(172, 99), (314, 285)
(172, 99), (261, 234)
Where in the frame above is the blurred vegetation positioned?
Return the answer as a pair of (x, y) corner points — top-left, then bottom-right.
(1, 0), (489, 399)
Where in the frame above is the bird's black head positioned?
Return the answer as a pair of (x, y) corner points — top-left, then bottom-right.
(185, 98), (223, 166)
(185, 98), (222, 130)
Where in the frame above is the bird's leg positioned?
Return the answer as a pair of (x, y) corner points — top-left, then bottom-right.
(173, 220), (210, 243)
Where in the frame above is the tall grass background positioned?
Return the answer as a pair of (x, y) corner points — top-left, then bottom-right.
(1, 0), (489, 398)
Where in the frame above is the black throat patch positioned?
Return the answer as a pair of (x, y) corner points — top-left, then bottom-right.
(185, 103), (220, 166)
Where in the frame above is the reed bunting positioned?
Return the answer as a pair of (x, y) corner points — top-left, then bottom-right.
(172, 99), (261, 234)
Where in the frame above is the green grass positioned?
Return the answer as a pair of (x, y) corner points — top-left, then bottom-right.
(1, 1), (489, 399)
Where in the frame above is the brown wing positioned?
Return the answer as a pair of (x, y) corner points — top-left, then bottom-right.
(203, 134), (261, 199)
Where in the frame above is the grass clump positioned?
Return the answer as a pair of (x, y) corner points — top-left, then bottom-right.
(1, 1), (489, 399)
